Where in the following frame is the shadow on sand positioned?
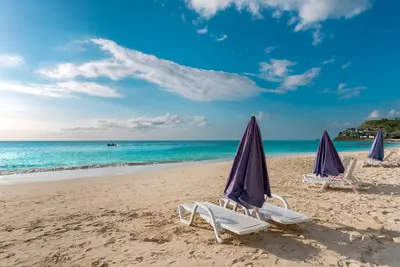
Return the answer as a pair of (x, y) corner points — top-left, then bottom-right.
(361, 183), (400, 196)
(296, 221), (399, 266)
(315, 182), (400, 197)
(183, 219), (400, 266)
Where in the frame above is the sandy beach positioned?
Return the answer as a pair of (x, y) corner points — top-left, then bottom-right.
(1, 150), (400, 267)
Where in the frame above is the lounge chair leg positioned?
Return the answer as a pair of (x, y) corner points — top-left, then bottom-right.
(303, 179), (311, 189)
(195, 203), (223, 243)
(211, 223), (223, 244)
(178, 205), (197, 226)
(352, 185), (359, 194)
(179, 203), (223, 243)
(320, 179), (330, 192)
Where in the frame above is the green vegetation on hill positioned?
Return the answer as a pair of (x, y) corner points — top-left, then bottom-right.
(359, 118), (400, 133)
(335, 118), (400, 140)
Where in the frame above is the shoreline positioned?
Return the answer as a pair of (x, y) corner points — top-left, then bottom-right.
(2, 141), (399, 178)
(1, 145), (399, 186)
(0, 149), (376, 186)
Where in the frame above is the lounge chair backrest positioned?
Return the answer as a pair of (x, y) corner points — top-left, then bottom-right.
(341, 156), (351, 169)
(344, 158), (357, 179)
(384, 151), (394, 161)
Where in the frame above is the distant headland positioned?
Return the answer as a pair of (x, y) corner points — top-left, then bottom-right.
(334, 118), (400, 142)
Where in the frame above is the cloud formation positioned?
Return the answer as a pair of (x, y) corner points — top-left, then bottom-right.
(0, 81), (122, 98)
(63, 113), (208, 131)
(264, 46), (276, 54)
(368, 110), (380, 119)
(322, 57), (336, 65)
(0, 54), (24, 68)
(188, 116), (209, 126)
(256, 111), (272, 120)
(63, 127), (106, 131)
(196, 26), (208, 34)
(323, 83), (366, 99)
(312, 28), (325, 46)
(259, 59), (296, 81)
(257, 59), (320, 93)
(185, 0), (372, 43)
(39, 38), (266, 101)
(388, 109), (400, 118)
(281, 68), (320, 90)
(341, 62), (352, 69)
(216, 34), (228, 42)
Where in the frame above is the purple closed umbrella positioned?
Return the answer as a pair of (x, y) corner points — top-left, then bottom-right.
(368, 130), (384, 161)
(313, 131), (345, 177)
(224, 115), (271, 209)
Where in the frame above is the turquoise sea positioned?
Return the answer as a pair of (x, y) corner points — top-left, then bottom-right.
(1, 140), (399, 174)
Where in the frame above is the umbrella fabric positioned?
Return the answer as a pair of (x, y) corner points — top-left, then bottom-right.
(313, 131), (345, 177)
(224, 116), (271, 209)
(368, 131), (384, 161)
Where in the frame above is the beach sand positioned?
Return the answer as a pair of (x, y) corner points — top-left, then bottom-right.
(1, 150), (400, 267)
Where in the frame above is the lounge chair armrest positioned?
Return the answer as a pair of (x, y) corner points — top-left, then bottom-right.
(270, 193), (290, 209)
(179, 203), (216, 225)
(219, 198), (251, 216)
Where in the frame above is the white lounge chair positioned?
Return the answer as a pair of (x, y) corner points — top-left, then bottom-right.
(303, 158), (366, 194)
(219, 194), (311, 225)
(178, 202), (269, 243)
(362, 151), (400, 168)
(362, 159), (399, 168)
(304, 156), (351, 178)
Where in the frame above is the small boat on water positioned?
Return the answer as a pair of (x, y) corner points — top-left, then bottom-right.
(107, 143), (117, 147)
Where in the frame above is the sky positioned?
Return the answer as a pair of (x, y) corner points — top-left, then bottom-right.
(0, 0), (399, 141)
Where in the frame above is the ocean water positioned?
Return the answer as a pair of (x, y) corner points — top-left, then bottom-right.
(1, 140), (399, 174)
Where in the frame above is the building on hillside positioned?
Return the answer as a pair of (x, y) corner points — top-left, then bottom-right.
(387, 131), (400, 139)
(340, 127), (392, 139)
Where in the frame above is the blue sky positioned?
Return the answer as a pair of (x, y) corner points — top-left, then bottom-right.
(0, 0), (399, 140)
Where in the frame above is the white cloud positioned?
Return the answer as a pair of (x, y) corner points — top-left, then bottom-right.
(185, 0), (372, 41)
(322, 57), (335, 64)
(323, 83), (366, 99)
(338, 83), (367, 99)
(258, 59), (296, 81)
(188, 115), (209, 126)
(39, 38), (266, 101)
(388, 109), (400, 118)
(288, 16), (297, 25)
(368, 110), (380, 120)
(341, 91), (361, 99)
(338, 82), (346, 90)
(196, 26), (208, 34)
(216, 34), (228, 41)
(281, 68), (320, 90)
(256, 111), (272, 120)
(181, 13), (187, 22)
(312, 28), (325, 46)
(272, 9), (283, 18)
(341, 62), (352, 69)
(63, 113), (208, 131)
(63, 126), (106, 131)
(264, 46), (276, 54)
(0, 81), (122, 98)
(0, 54), (24, 68)
(257, 59), (320, 93)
